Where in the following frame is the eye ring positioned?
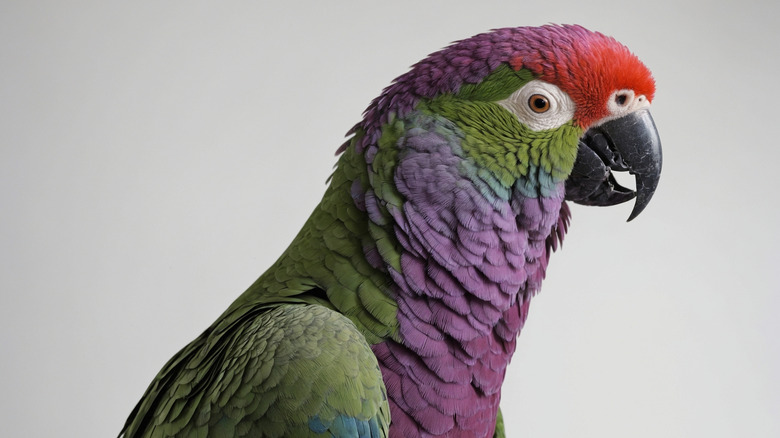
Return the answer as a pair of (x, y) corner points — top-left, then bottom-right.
(497, 80), (575, 131)
(528, 94), (550, 113)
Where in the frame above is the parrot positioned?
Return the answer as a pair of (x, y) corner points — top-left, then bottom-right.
(119, 24), (661, 438)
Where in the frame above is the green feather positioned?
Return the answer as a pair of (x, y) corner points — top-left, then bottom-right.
(121, 135), (398, 436)
(420, 89), (582, 197)
(455, 64), (534, 102)
(122, 305), (390, 437)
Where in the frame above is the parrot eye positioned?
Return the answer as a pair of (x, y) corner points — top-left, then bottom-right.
(497, 80), (575, 131)
(528, 95), (550, 113)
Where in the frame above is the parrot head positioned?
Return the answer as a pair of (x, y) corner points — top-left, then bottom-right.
(351, 24), (661, 220)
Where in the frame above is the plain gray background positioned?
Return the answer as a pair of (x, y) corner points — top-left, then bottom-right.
(2, 1), (778, 436)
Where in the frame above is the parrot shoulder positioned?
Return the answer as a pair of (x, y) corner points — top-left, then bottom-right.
(120, 303), (390, 437)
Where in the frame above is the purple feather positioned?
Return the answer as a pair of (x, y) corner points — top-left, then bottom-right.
(339, 25), (617, 438)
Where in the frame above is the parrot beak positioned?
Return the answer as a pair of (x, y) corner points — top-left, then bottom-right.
(564, 109), (662, 221)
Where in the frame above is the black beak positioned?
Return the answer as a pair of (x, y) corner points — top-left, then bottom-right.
(564, 109), (662, 221)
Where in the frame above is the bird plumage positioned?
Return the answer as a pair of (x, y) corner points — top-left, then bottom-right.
(121, 24), (659, 438)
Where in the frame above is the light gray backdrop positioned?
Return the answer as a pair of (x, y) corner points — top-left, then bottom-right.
(2, 1), (778, 436)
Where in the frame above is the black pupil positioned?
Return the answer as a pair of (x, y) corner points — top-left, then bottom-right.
(616, 94), (627, 105)
(533, 97), (547, 109)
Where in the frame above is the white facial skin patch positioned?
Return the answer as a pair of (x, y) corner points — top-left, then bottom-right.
(595, 88), (651, 126)
(497, 80), (576, 131)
